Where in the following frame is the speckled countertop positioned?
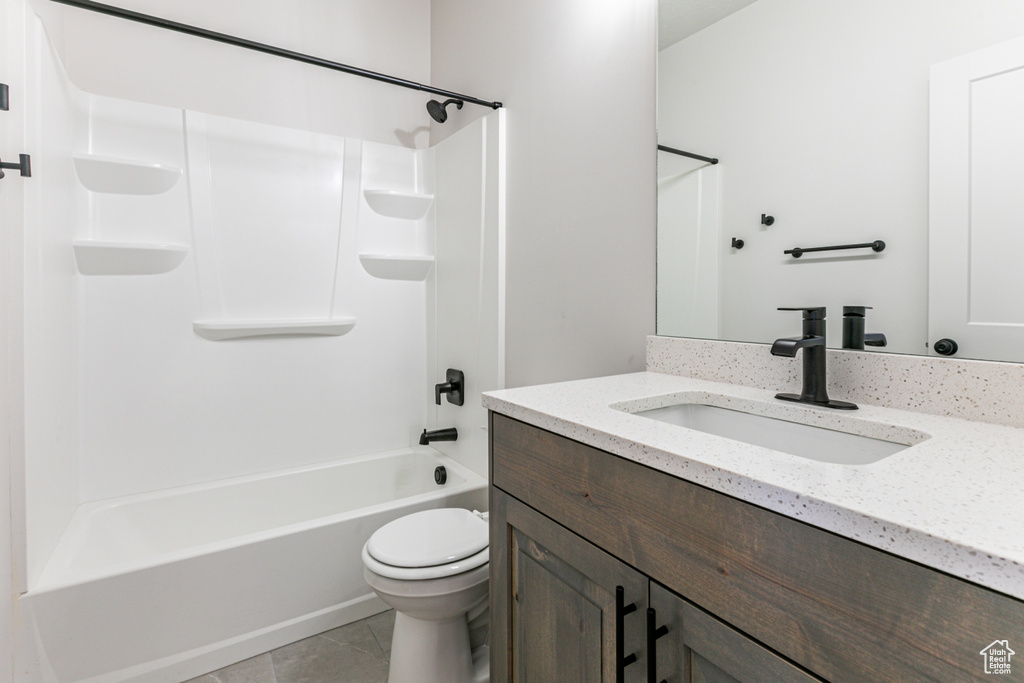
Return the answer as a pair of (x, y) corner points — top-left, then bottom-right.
(483, 371), (1024, 601)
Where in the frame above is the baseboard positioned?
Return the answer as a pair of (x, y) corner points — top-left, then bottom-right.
(78, 593), (389, 683)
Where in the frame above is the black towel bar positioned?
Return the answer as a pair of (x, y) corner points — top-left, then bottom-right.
(657, 144), (718, 165)
(785, 240), (885, 258)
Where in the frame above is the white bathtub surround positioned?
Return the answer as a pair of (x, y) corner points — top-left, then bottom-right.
(428, 113), (506, 479)
(647, 335), (1024, 428)
(482, 371), (1024, 601)
(22, 448), (486, 683)
(9, 7), (506, 679)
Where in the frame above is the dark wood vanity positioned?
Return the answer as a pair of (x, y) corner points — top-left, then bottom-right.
(488, 412), (1024, 682)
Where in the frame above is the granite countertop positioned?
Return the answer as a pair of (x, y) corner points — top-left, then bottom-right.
(483, 371), (1024, 601)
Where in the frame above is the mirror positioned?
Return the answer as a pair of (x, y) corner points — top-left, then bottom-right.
(657, 0), (1024, 362)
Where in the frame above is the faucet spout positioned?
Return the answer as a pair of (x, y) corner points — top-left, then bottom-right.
(770, 335), (824, 357)
(863, 332), (887, 347)
(419, 427), (458, 445)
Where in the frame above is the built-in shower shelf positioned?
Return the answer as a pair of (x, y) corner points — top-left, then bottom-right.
(73, 153), (182, 195)
(192, 318), (357, 341)
(359, 254), (434, 281)
(363, 189), (434, 220)
(73, 240), (189, 275)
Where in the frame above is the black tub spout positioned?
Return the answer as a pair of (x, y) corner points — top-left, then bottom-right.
(419, 428), (458, 445)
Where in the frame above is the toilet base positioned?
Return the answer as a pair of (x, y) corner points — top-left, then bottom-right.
(388, 611), (477, 683)
(472, 644), (490, 683)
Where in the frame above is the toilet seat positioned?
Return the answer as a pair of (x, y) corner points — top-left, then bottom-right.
(364, 508), (489, 581)
(363, 544), (488, 581)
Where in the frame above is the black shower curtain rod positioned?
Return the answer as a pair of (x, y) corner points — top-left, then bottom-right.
(50, 0), (503, 111)
(658, 144), (718, 165)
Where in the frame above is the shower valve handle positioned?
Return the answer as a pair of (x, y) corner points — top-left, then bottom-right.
(0, 153), (31, 179)
(434, 368), (464, 406)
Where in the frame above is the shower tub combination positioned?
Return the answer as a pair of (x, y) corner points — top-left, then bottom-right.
(21, 447), (487, 683)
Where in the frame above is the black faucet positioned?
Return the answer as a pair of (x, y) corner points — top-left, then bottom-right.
(841, 306), (887, 350)
(771, 307), (857, 410)
(419, 427), (458, 445)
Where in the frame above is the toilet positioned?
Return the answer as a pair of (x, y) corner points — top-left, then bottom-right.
(362, 508), (490, 683)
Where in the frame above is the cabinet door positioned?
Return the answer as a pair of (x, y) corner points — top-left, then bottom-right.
(491, 488), (648, 683)
(649, 582), (820, 683)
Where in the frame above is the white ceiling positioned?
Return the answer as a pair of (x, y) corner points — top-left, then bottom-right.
(659, 0), (759, 51)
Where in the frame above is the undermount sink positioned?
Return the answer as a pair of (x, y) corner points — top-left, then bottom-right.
(634, 403), (911, 465)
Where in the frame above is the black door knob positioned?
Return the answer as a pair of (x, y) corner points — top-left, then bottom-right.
(933, 338), (958, 356)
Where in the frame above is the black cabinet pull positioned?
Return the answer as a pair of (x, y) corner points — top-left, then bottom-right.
(646, 607), (669, 683)
(616, 586), (638, 682)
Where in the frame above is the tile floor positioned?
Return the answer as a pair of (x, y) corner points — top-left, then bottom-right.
(185, 610), (395, 683)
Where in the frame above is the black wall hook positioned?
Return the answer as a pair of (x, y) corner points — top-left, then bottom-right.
(761, 213), (775, 226)
(731, 237), (744, 249)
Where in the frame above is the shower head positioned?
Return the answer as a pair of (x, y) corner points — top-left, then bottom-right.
(426, 98), (464, 123)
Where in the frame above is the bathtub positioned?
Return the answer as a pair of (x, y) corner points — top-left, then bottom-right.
(21, 446), (487, 683)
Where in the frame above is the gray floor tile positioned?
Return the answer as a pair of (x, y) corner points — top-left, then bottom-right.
(318, 619), (385, 659)
(204, 653), (278, 683)
(363, 611), (396, 654)
(186, 612), (395, 683)
(270, 635), (388, 683)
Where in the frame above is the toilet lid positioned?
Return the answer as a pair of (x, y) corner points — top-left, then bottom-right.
(366, 508), (488, 568)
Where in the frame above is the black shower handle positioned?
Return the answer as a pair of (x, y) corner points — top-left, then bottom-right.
(0, 154), (31, 179)
(434, 368), (464, 406)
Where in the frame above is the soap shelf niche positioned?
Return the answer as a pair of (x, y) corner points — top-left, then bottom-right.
(193, 318), (357, 341)
(363, 189), (433, 220)
(73, 153), (182, 195)
(73, 240), (189, 275)
(358, 254), (434, 281)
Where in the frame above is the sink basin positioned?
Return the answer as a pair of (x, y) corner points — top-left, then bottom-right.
(634, 404), (910, 465)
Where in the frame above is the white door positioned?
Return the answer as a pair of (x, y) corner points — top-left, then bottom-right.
(930, 36), (1024, 361)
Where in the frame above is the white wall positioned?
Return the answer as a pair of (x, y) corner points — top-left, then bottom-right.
(657, 160), (719, 339)
(19, 13), (84, 594)
(431, 112), (504, 477)
(658, 0), (1024, 353)
(1, 2), (26, 677)
(431, 0), (658, 387)
(29, 0), (433, 147)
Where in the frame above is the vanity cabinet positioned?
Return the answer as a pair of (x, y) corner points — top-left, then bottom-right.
(649, 582), (818, 683)
(496, 489), (648, 681)
(488, 412), (1024, 682)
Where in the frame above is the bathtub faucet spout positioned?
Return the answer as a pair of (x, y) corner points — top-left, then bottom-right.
(419, 427), (458, 445)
